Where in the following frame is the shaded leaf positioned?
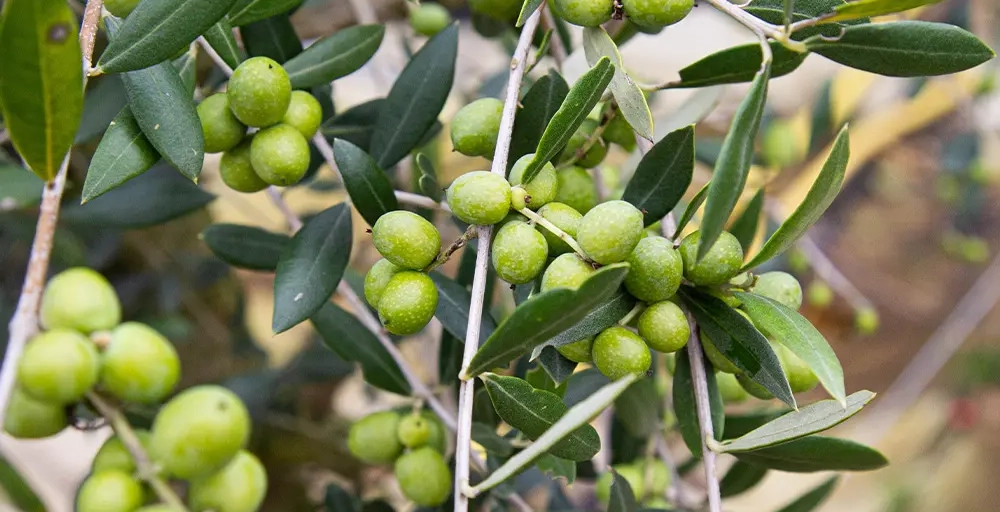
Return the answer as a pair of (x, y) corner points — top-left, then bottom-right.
(312, 302), (411, 395)
(609, 469), (639, 512)
(465, 264), (629, 377)
(370, 24), (458, 169)
(582, 27), (653, 140)
(562, 367), (610, 407)
(229, 0), (303, 26)
(482, 373), (601, 461)
(732, 436), (888, 472)
(679, 287), (795, 407)
(509, 71), (570, 169)
(673, 349), (724, 458)
(531, 290), (635, 359)
(720, 461), (769, 498)
(744, 126), (848, 269)
(517, 0), (544, 26)
(323, 483), (360, 512)
(241, 14), (302, 63)
(201, 224), (290, 271)
(623, 125), (695, 226)
(76, 75), (127, 144)
(172, 47), (198, 96)
(827, 0), (942, 22)
(285, 25), (385, 89)
(724, 409), (791, 440)
(273, 203), (352, 333)
(613, 378), (661, 438)
(747, 0), (869, 41)
(0, 165), (44, 209)
(536, 454), (576, 484)
(776, 476), (839, 512)
(473, 422), (514, 456)
(98, 0), (238, 73)
(83, 108), (159, 202)
(521, 57), (614, 183)
(0, 455), (44, 512)
(666, 43), (806, 89)
(332, 139), (399, 227)
(735, 292), (846, 402)
(538, 347), (579, 385)
(729, 188), (765, 253)
(203, 18), (246, 70)
(527, 365), (566, 397)
(808, 21), (995, 77)
(416, 153), (441, 201)
(698, 63), (770, 260)
(429, 272), (498, 346)
(673, 182), (709, 239)
(0, 0), (82, 181)
(321, 99), (385, 152)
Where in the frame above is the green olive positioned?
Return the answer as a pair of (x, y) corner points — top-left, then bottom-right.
(446, 170), (513, 225)
(364, 259), (404, 307)
(556, 337), (594, 363)
(555, 167), (598, 214)
(776, 344), (819, 394)
(637, 301), (689, 353)
(623, 0), (694, 29)
(227, 57), (292, 128)
(561, 119), (608, 167)
(40, 267), (121, 334)
(552, 0), (614, 27)
(377, 271), (439, 335)
(410, 3), (453, 36)
(348, 411), (403, 464)
(92, 430), (153, 473)
(592, 326), (651, 380)
(700, 332), (741, 374)
(450, 98), (503, 157)
(716, 372), (749, 403)
(736, 373), (773, 400)
(577, 200), (645, 265)
(678, 231), (745, 286)
(18, 329), (99, 405)
(394, 447), (452, 506)
(625, 236), (683, 302)
(468, 0), (522, 21)
(99, 322), (180, 404)
(76, 470), (145, 512)
(371, 210), (442, 270)
(508, 154), (558, 210)
(104, 0), (141, 17)
(536, 203), (583, 255)
(397, 413), (432, 449)
(198, 93), (247, 154)
(601, 114), (637, 151)
(752, 271), (803, 310)
(595, 464), (645, 504)
(249, 124), (310, 187)
(3, 388), (67, 439)
(188, 450), (268, 512)
(220, 139), (269, 193)
(280, 90), (323, 139)
(492, 221), (548, 284)
(855, 307), (879, 335)
(541, 253), (594, 292)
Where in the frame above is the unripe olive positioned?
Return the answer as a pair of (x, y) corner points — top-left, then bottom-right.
(753, 271), (803, 310)
(188, 450), (268, 512)
(468, 0), (522, 20)
(198, 93), (247, 154)
(532, 204), (580, 256)
(508, 154), (558, 210)
(541, 253), (594, 292)
(644, 460), (671, 497)
(492, 221), (548, 284)
(281, 90), (323, 139)
(446, 170), (512, 225)
(18, 329), (99, 404)
(410, 3), (452, 36)
(93, 430), (153, 473)
(595, 464), (645, 504)
(637, 301), (689, 353)
(700, 333), (740, 374)
(104, 0), (140, 17)
(855, 307), (879, 335)
(625, 236), (683, 302)
(555, 167), (598, 214)
(365, 259), (404, 307)
(623, 0), (694, 29)
(557, 337), (593, 363)
(136, 506), (184, 512)
(716, 372), (749, 403)
(736, 373), (773, 400)
(762, 119), (804, 169)
(420, 410), (448, 454)
(451, 98), (503, 157)
(601, 114), (637, 151)
(3, 388), (67, 439)
(552, 0), (614, 27)
(561, 119), (608, 167)
(577, 200), (645, 265)
(249, 124), (310, 186)
(220, 139), (269, 193)
(394, 447), (452, 506)
(806, 280), (833, 308)
(397, 413), (432, 448)
(149, 385), (251, 479)
(593, 326), (651, 380)
(777, 345), (818, 394)
(378, 271), (438, 335)
(227, 57), (292, 128)
(372, 211), (442, 270)
(100, 322), (181, 404)
(40, 267), (121, 334)
(678, 231), (745, 286)
(348, 411), (403, 464)
(76, 470), (145, 512)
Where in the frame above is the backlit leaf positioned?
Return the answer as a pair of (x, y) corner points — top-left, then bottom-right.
(582, 27), (653, 140)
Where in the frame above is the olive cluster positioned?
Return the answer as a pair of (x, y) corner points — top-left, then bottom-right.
(347, 410), (451, 506)
(465, 0), (694, 31)
(3, 268), (264, 512)
(198, 57), (322, 193)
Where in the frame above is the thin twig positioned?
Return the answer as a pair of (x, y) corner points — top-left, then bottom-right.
(197, 36), (234, 76)
(0, 0), (104, 429)
(517, 207), (589, 260)
(395, 190), (451, 212)
(540, 5), (566, 70)
(425, 225), (478, 273)
(266, 186), (303, 232)
(88, 393), (189, 511)
(683, 315), (721, 512)
(699, 0), (807, 53)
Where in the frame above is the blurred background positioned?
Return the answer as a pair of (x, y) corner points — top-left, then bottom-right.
(2, 0), (1000, 510)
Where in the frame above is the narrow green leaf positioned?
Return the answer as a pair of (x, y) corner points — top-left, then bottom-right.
(0, 455), (44, 512)
(0, 0), (82, 181)
(0, 165), (44, 209)
(722, 390), (874, 452)
(724, 409), (792, 439)
(538, 346), (579, 384)
(284, 25), (385, 89)
(415, 153), (441, 200)
(623, 125), (695, 226)
(473, 374), (638, 494)
(76, 75), (127, 144)
(748, 3), (864, 40)
(609, 469), (639, 512)
(201, 224), (290, 271)
(203, 18), (246, 70)
(827, 0), (942, 22)
(720, 461), (769, 497)
(744, 126), (849, 269)
(83, 108), (160, 202)
(62, 163), (214, 228)
(323, 483), (360, 512)
(736, 292), (846, 402)
(332, 139), (399, 227)
(311, 302), (411, 395)
(172, 48), (198, 96)
(536, 454), (576, 484)
(582, 27), (653, 141)
(673, 349), (725, 458)
(776, 476), (839, 512)
(562, 367), (610, 407)
(509, 71), (570, 169)
(698, 63), (770, 260)
(680, 287), (795, 407)
(527, 365), (566, 397)
(517, 0), (544, 26)
(273, 203), (352, 333)
(429, 272), (498, 346)
(673, 182), (709, 239)
(531, 291), (635, 359)
(613, 378), (662, 438)
(370, 24), (458, 169)
(665, 43), (806, 89)
(472, 422), (514, 456)
(732, 436), (888, 472)
(481, 373), (601, 461)
(729, 189), (765, 253)
(321, 99), (384, 152)
(522, 57), (614, 183)
(98, 0), (238, 73)
(808, 21), (996, 77)
(241, 14), (303, 63)
(464, 263), (629, 377)
(229, 0), (303, 26)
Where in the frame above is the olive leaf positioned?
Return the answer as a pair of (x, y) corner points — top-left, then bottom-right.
(776, 476), (840, 512)
(664, 43), (807, 89)
(76, 75), (127, 144)
(608, 470), (639, 512)
(538, 347), (579, 385)
(0, 455), (45, 512)
(429, 272), (498, 346)
(729, 188), (765, 254)
(509, 71), (570, 170)
(82, 108), (160, 202)
(582, 27), (654, 141)
(241, 14), (303, 63)
(720, 461), (769, 498)
(530, 290), (635, 359)
(724, 409), (791, 440)
(825, 0), (942, 23)
(673, 182), (709, 239)
(332, 139), (399, 227)
(203, 19), (246, 70)
(201, 224), (290, 271)
(321, 99), (385, 152)
(472, 423), (514, 457)
(517, 0), (544, 26)
(0, 166), (44, 210)
(415, 154), (441, 201)
(229, 0), (303, 26)
(622, 125), (695, 226)
(613, 378), (661, 438)
(284, 25), (385, 89)
(673, 348), (724, 458)
(536, 454), (576, 484)
(747, 0), (867, 40)
(731, 436), (888, 472)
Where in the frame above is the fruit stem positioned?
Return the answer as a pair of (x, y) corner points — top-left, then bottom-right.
(197, 36), (234, 76)
(87, 392), (190, 511)
(539, 6), (566, 70)
(425, 225), (478, 273)
(517, 207), (591, 262)
(0, 0), (104, 429)
(617, 303), (645, 326)
(681, 314), (722, 512)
